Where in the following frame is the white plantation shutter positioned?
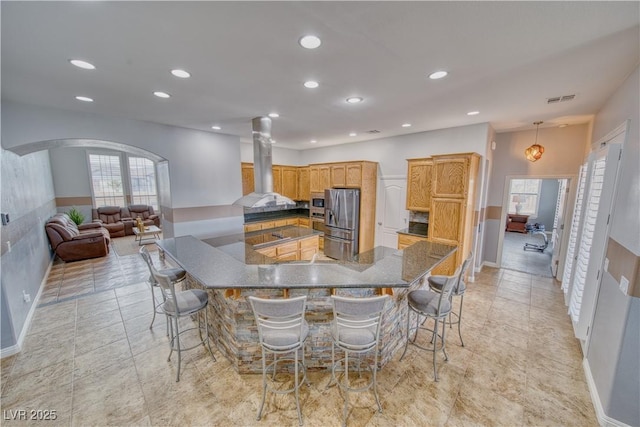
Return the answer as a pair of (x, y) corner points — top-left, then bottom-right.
(569, 158), (605, 322)
(561, 164), (588, 295)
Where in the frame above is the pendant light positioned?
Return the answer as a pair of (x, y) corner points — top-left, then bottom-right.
(525, 121), (544, 162)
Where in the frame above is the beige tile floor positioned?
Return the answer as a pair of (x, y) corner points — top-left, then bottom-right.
(1, 240), (598, 426)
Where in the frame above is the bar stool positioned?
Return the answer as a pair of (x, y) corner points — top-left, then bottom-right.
(141, 247), (215, 382)
(427, 253), (473, 347)
(139, 246), (186, 331)
(400, 268), (460, 381)
(327, 295), (389, 426)
(248, 295), (309, 426)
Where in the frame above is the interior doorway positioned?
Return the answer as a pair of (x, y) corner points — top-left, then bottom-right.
(498, 176), (572, 278)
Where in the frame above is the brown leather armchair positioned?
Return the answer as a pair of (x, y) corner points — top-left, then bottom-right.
(91, 206), (127, 237)
(122, 205), (160, 235)
(45, 214), (111, 262)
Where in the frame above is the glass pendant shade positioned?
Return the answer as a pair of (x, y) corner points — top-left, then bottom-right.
(525, 121), (544, 162)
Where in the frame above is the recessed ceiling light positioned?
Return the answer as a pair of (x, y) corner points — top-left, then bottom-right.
(153, 91), (171, 98)
(69, 59), (95, 70)
(75, 96), (93, 102)
(211, 125), (222, 130)
(270, 139), (276, 144)
(304, 81), (319, 89)
(310, 140), (317, 144)
(558, 124), (568, 128)
(268, 112), (280, 118)
(299, 35), (321, 49)
(401, 123), (412, 128)
(429, 70), (448, 80)
(467, 111), (479, 116)
(349, 132), (357, 137)
(170, 69), (191, 78)
(346, 97), (363, 104)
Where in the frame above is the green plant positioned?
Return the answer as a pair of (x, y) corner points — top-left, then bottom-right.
(67, 207), (85, 226)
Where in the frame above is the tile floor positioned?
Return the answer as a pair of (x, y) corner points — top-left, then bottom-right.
(501, 231), (553, 277)
(1, 238), (598, 426)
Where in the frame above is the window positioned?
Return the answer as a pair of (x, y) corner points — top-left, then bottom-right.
(128, 156), (158, 210)
(508, 179), (541, 216)
(89, 154), (125, 207)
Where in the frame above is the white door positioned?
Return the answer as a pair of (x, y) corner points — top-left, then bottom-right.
(550, 179), (569, 277)
(568, 141), (623, 343)
(375, 177), (408, 248)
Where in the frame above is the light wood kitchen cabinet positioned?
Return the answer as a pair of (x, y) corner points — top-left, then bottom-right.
(309, 166), (320, 193)
(244, 222), (263, 233)
(298, 218), (310, 228)
(345, 163), (362, 187)
(406, 159), (432, 211)
(319, 165), (331, 191)
(241, 162), (255, 196)
(254, 235), (319, 261)
(429, 153), (480, 275)
(281, 166), (298, 200)
(272, 165), (282, 195)
(432, 155), (470, 199)
(397, 233), (428, 250)
(297, 167), (310, 200)
(331, 164), (346, 187)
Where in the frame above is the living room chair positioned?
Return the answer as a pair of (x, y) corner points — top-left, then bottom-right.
(91, 206), (126, 237)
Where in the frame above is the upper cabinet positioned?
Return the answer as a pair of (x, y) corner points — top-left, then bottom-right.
(281, 166), (298, 200)
(345, 163), (362, 187)
(432, 155), (469, 198)
(331, 164), (346, 187)
(297, 167), (310, 201)
(272, 165), (282, 195)
(241, 162), (255, 195)
(406, 159), (432, 211)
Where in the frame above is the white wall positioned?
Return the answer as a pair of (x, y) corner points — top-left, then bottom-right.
(0, 149), (56, 352)
(299, 123), (491, 177)
(240, 142), (303, 166)
(2, 102), (243, 209)
(586, 66), (639, 427)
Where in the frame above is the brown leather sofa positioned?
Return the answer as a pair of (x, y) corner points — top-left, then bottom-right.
(92, 206), (127, 237)
(45, 213), (111, 262)
(122, 205), (160, 235)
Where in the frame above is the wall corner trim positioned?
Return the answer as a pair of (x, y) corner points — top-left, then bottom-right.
(583, 358), (634, 427)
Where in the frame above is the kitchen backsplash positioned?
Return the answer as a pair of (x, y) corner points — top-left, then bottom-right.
(409, 211), (429, 224)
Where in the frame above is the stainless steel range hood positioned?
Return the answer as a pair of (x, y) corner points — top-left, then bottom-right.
(233, 117), (296, 208)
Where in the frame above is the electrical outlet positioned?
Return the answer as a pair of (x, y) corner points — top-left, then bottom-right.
(22, 290), (31, 303)
(619, 275), (630, 295)
(6, 241), (11, 252)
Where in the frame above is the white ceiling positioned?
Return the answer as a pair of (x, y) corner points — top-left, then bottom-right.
(2, 2), (638, 149)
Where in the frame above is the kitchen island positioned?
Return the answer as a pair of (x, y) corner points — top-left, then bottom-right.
(156, 228), (456, 373)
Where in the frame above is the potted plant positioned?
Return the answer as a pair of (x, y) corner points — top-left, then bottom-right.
(67, 207), (85, 226)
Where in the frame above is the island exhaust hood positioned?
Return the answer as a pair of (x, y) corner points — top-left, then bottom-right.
(233, 116), (296, 208)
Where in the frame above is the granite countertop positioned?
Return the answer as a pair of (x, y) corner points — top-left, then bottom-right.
(397, 221), (428, 238)
(156, 232), (456, 290)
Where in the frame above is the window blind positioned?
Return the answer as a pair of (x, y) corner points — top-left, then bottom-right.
(561, 164), (587, 294)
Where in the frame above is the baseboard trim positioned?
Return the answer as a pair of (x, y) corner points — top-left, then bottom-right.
(583, 358), (632, 427)
(1, 257), (52, 359)
(481, 261), (499, 269)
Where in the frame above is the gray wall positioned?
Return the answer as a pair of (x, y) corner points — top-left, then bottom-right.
(483, 124), (590, 264)
(536, 179), (560, 231)
(586, 66), (639, 426)
(0, 149), (56, 350)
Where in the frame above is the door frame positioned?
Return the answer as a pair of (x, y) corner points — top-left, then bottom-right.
(496, 174), (577, 277)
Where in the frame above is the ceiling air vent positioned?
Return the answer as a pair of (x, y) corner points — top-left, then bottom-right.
(367, 130), (381, 134)
(547, 94), (576, 104)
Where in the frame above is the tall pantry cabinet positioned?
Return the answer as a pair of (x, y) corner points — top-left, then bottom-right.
(407, 153), (480, 275)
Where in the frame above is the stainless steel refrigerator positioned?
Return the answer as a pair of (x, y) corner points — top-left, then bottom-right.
(324, 188), (360, 260)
